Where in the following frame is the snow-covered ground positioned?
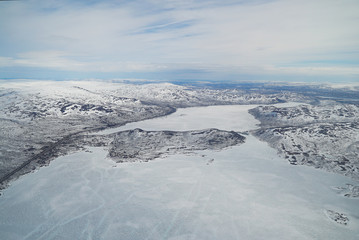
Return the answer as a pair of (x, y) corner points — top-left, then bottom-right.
(0, 105), (358, 239)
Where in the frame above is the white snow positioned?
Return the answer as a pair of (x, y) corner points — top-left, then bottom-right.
(0, 104), (358, 240)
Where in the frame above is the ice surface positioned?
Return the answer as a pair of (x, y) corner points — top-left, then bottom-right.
(0, 105), (358, 239)
(98, 105), (260, 134)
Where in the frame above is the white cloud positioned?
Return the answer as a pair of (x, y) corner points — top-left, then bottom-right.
(0, 0), (358, 80)
(0, 51), (168, 72)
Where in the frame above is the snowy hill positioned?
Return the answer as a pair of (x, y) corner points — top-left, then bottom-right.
(251, 103), (359, 179)
(106, 128), (245, 162)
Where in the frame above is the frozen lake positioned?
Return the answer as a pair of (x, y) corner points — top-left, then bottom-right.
(96, 102), (307, 134)
(97, 104), (260, 134)
(0, 104), (358, 239)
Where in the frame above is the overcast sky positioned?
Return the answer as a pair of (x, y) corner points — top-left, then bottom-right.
(0, 0), (358, 83)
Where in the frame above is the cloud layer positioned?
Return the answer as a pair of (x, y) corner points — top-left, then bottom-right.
(0, 0), (358, 82)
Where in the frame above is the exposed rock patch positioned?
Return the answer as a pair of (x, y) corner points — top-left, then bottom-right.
(325, 210), (349, 225)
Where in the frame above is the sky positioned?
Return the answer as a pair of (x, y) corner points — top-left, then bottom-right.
(0, 0), (358, 83)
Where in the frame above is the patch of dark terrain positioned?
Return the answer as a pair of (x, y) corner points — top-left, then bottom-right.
(73, 128), (245, 163)
(0, 131), (87, 190)
(104, 128), (245, 162)
(325, 210), (350, 226)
